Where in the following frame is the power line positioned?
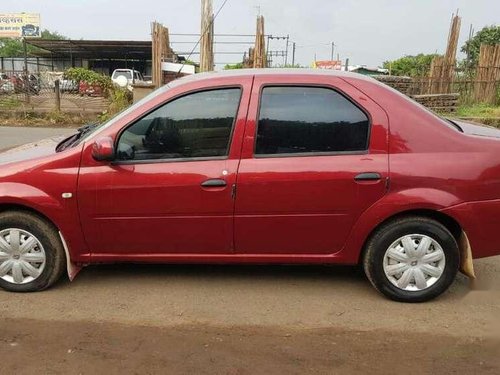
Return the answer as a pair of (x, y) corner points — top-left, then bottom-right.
(171, 41), (255, 45)
(171, 33), (267, 37)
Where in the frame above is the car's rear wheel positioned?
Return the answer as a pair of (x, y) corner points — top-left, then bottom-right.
(363, 216), (459, 302)
(0, 211), (66, 292)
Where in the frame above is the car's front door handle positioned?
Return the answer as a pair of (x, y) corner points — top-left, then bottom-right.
(201, 179), (227, 188)
(354, 172), (382, 182)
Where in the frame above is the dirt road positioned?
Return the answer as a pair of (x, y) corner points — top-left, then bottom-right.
(0, 127), (499, 374)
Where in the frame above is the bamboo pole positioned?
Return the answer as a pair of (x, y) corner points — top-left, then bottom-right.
(200, 0), (214, 72)
(428, 13), (461, 94)
(474, 44), (500, 104)
(253, 16), (266, 68)
(151, 22), (171, 88)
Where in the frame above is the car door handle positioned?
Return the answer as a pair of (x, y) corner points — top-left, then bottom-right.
(354, 172), (382, 182)
(201, 179), (227, 188)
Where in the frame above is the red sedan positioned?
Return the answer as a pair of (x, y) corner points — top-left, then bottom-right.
(0, 69), (499, 302)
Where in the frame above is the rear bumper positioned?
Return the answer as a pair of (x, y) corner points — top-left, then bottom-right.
(441, 199), (500, 259)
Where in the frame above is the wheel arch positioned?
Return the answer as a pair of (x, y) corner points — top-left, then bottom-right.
(0, 202), (82, 281)
(358, 208), (463, 264)
(0, 202), (60, 232)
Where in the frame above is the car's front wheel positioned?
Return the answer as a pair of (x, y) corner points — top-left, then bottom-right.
(363, 216), (459, 302)
(0, 211), (66, 292)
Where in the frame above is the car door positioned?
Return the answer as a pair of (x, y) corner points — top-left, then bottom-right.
(77, 80), (251, 258)
(234, 75), (389, 255)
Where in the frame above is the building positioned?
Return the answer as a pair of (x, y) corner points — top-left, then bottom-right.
(0, 39), (191, 78)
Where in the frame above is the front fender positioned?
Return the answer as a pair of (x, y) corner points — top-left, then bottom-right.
(335, 188), (463, 264)
(0, 182), (88, 264)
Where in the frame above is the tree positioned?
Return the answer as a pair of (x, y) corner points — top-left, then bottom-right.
(0, 29), (67, 57)
(461, 25), (500, 68)
(383, 54), (439, 77)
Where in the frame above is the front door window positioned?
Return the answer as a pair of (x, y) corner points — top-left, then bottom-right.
(117, 88), (242, 161)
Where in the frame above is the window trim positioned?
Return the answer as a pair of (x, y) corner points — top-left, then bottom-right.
(113, 85), (243, 165)
(254, 84), (372, 158)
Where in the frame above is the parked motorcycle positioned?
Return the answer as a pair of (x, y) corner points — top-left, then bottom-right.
(11, 73), (41, 95)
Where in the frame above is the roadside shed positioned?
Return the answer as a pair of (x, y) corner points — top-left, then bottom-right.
(24, 39), (179, 76)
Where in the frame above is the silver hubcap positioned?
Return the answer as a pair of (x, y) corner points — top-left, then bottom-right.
(0, 228), (46, 285)
(383, 234), (446, 291)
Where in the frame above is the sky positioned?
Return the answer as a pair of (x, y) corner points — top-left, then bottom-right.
(1, 0), (499, 69)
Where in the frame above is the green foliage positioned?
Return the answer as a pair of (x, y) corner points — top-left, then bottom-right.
(461, 26), (500, 69)
(0, 29), (67, 57)
(275, 64), (307, 68)
(383, 54), (439, 77)
(224, 63), (244, 70)
(65, 67), (112, 92)
(40, 29), (67, 40)
(224, 63), (306, 70)
(0, 38), (24, 57)
(99, 87), (132, 122)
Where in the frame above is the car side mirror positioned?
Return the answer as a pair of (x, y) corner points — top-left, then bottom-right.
(91, 136), (115, 161)
(116, 142), (135, 160)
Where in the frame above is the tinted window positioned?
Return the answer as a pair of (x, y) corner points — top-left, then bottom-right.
(256, 87), (370, 155)
(118, 88), (241, 160)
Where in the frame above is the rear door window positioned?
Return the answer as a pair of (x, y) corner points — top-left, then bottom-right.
(256, 86), (370, 156)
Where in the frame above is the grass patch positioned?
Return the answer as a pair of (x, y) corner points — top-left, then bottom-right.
(0, 111), (98, 128)
(0, 97), (22, 110)
(456, 104), (500, 118)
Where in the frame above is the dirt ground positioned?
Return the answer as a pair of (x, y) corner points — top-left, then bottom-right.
(1, 317), (499, 375)
(0, 261), (499, 374)
(0, 126), (499, 374)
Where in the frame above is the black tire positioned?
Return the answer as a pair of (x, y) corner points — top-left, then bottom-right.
(0, 211), (66, 292)
(363, 216), (459, 303)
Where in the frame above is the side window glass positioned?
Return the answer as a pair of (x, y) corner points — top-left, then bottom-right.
(117, 88), (241, 161)
(256, 86), (370, 155)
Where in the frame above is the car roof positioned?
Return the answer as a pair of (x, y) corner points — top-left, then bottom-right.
(170, 68), (380, 86)
(113, 69), (139, 72)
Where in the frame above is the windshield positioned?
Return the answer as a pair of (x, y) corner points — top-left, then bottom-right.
(75, 83), (172, 145)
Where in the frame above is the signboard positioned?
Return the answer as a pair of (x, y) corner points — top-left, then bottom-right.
(0, 13), (41, 38)
(313, 60), (343, 70)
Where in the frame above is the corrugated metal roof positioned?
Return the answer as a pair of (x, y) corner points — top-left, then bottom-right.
(26, 39), (155, 60)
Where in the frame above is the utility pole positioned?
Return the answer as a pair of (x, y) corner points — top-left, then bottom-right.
(292, 42), (296, 66)
(284, 34), (290, 66)
(331, 42), (335, 61)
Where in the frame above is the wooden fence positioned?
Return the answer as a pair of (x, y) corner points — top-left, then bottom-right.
(377, 75), (499, 112)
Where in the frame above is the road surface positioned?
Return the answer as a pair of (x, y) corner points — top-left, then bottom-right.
(0, 126), (499, 374)
(0, 126), (74, 151)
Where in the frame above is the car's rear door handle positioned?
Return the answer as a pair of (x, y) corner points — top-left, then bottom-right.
(201, 179), (227, 188)
(354, 172), (382, 182)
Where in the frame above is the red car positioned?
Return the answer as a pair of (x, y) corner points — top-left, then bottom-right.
(0, 69), (499, 302)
